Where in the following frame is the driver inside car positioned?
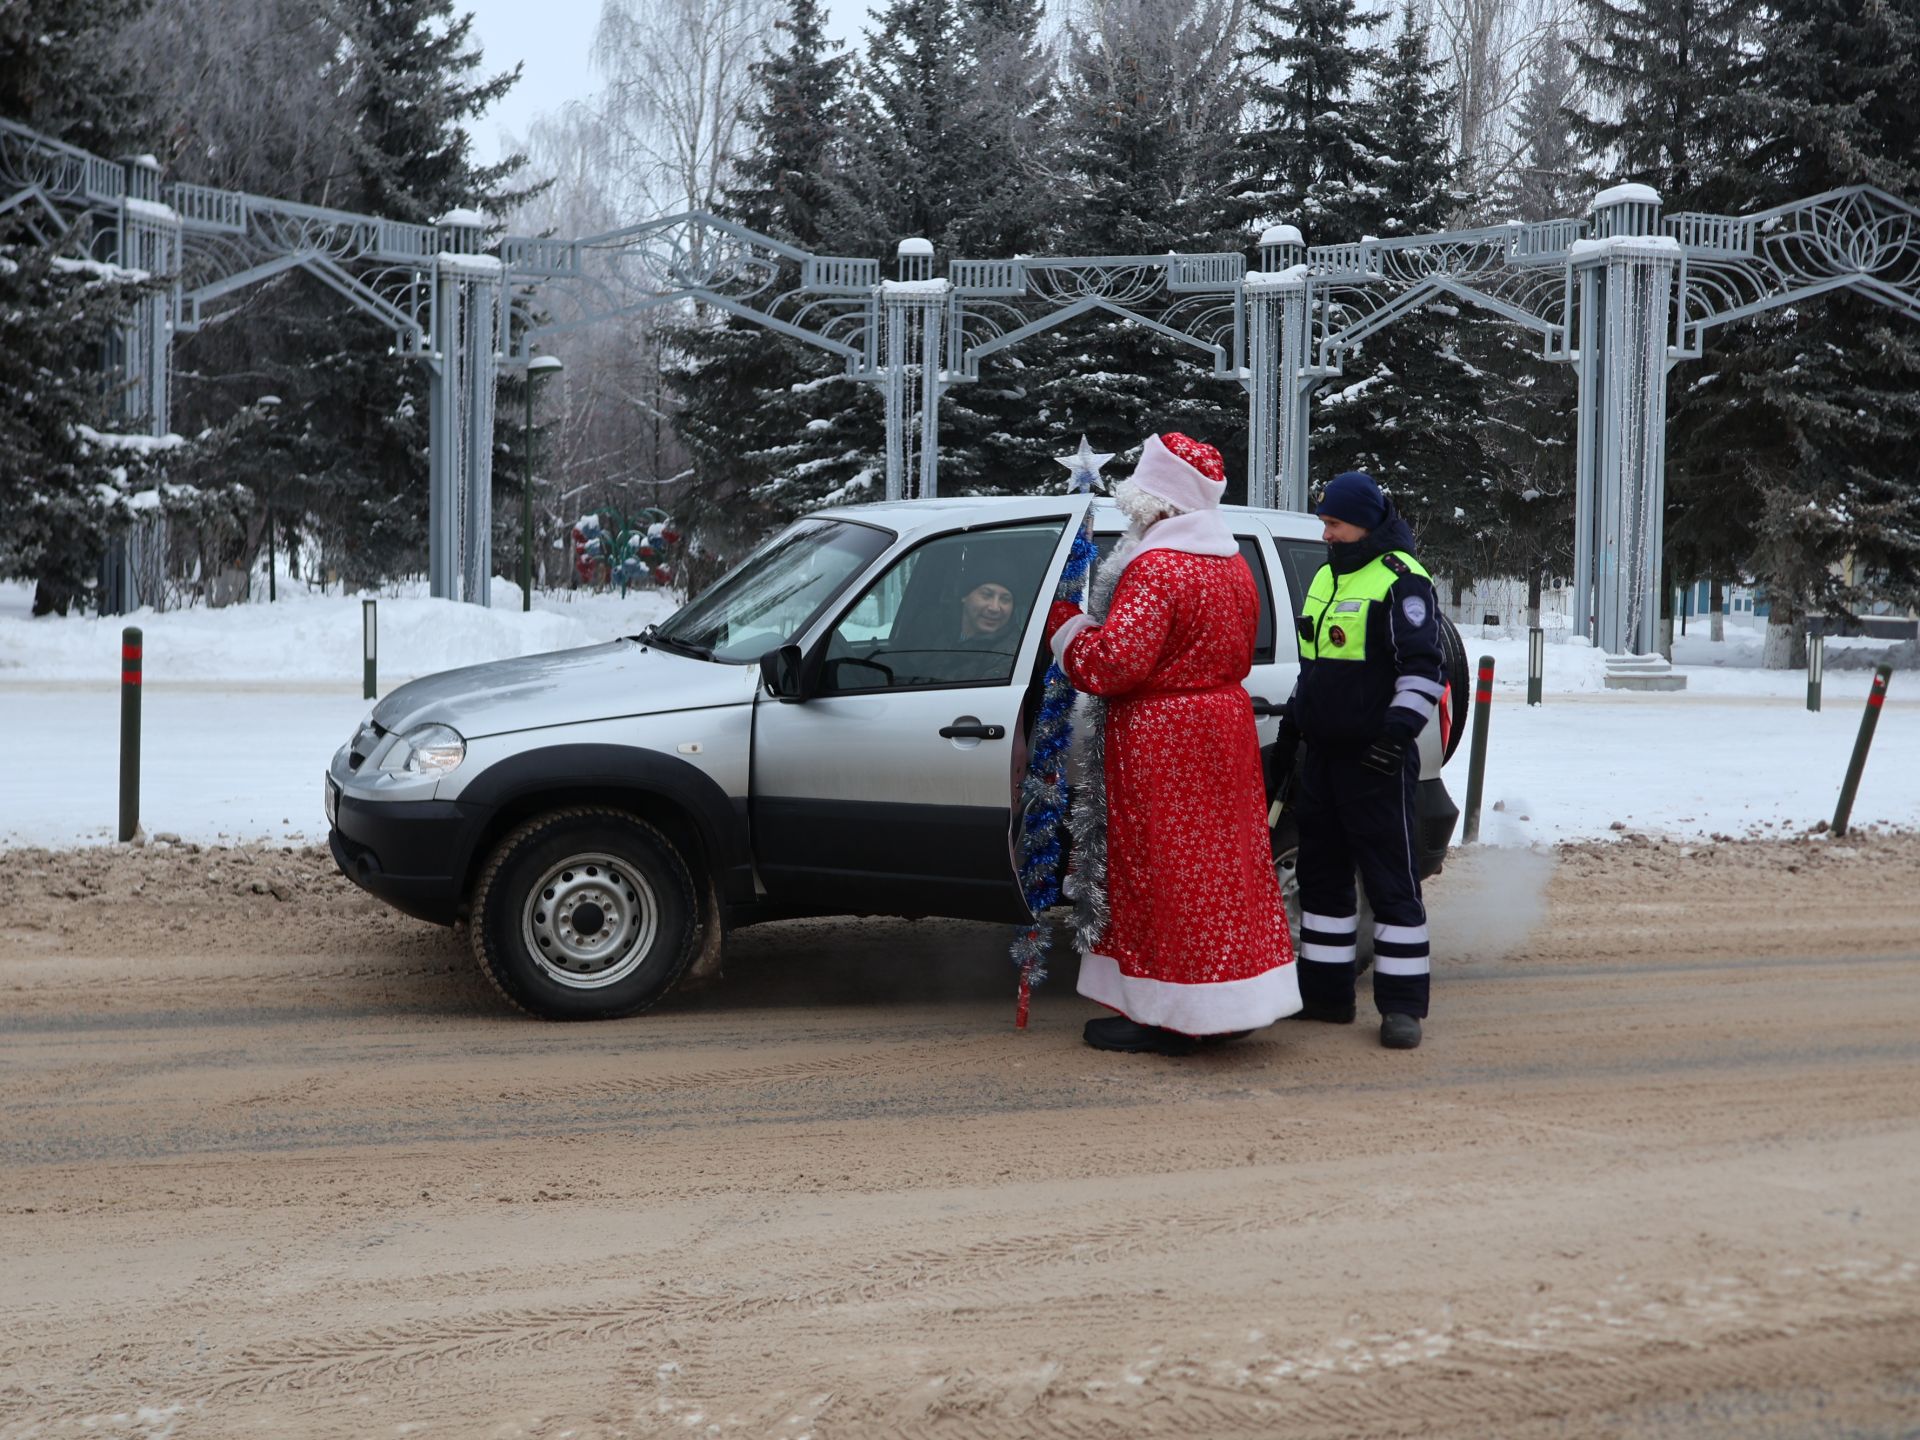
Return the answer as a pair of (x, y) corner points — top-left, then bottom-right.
(955, 568), (1017, 654)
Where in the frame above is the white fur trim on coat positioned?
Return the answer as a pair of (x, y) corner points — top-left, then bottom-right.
(1131, 507), (1236, 557)
(1077, 952), (1303, 1035)
(1131, 432), (1228, 514)
(1049, 612), (1095, 661)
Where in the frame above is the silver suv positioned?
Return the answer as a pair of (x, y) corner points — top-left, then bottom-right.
(326, 495), (1466, 1019)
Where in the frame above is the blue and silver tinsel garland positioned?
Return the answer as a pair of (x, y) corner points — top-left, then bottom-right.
(1009, 516), (1098, 993)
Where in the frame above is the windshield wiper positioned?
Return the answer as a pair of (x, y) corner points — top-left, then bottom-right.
(635, 624), (715, 661)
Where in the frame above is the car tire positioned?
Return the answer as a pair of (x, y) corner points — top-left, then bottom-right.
(1438, 614), (1469, 764)
(469, 807), (699, 1020)
(1269, 811), (1372, 975)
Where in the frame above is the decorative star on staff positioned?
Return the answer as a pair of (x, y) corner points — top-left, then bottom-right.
(1055, 436), (1115, 494)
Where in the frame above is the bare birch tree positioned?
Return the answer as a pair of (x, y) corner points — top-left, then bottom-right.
(110, 0), (357, 205)
(1415, 0), (1578, 211)
(590, 0), (777, 219)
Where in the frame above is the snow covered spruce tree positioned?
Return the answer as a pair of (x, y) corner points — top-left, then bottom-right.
(0, 0), (154, 158)
(98, 0), (533, 593)
(814, 0), (1061, 499)
(290, 0), (530, 587)
(1233, 0), (1385, 241)
(0, 0), (170, 613)
(1735, 0), (1920, 665)
(0, 244), (164, 614)
(1014, 0), (1248, 493)
(102, 0), (365, 604)
(1570, 0), (1770, 644)
(1313, 4), (1504, 595)
(669, 0), (869, 556)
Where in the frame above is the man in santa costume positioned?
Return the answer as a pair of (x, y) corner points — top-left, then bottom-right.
(1044, 433), (1300, 1056)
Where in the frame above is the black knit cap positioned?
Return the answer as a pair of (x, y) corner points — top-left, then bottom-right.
(1317, 470), (1388, 530)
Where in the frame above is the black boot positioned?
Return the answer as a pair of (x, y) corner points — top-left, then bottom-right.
(1380, 1013), (1422, 1050)
(1083, 1016), (1198, 1056)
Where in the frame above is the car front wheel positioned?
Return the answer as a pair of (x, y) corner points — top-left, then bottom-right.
(470, 808), (699, 1019)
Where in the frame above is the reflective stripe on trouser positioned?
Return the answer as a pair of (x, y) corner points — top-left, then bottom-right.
(1292, 742), (1431, 1019)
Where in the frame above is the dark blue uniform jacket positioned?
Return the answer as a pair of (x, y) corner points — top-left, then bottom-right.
(1286, 510), (1445, 751)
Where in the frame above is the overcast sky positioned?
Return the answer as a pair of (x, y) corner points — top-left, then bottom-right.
(460, 0), (871, 166)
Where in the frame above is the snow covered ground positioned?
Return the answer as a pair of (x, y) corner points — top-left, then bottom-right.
(2, 582), (1914, 849)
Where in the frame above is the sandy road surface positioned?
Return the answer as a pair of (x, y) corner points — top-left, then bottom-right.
(3, 833), (1919, 1439)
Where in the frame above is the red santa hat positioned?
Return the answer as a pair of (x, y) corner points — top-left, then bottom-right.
(1130, 432), (1228, 513)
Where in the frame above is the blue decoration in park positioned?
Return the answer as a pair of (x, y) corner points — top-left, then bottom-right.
(1010, 513), (1097, 1026)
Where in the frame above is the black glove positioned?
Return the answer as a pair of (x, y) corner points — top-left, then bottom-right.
(1274, 713), (1302, 772)
(1361, 717), (1417, 777)
(1268, 714), (1303, 800)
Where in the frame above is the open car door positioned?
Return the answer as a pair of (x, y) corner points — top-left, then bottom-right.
(751, 498), (1092, 922)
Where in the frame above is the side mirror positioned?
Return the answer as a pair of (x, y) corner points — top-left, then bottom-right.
(759, 643), (806, 700)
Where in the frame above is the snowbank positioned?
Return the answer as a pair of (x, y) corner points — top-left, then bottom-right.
(0, 580), (679, 685)
(2, 582), (1914, 850)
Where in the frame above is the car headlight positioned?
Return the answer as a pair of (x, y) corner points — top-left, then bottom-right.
(380, 722), (466, 776)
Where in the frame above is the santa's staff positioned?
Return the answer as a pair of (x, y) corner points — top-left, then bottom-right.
(1007, 440), (1110, 1028)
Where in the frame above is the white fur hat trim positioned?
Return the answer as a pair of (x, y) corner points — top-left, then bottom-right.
(1130, 432), (1226, 513)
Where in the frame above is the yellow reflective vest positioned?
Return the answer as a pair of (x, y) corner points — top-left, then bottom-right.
(1298, 551), (1432, 663)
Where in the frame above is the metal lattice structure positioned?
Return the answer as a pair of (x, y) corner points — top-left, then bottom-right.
(6, 117), (1919, 659)
(1254, 183), (1920, 657)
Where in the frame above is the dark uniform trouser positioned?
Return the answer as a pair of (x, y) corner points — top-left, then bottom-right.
(1293, 742), (1431, 1019)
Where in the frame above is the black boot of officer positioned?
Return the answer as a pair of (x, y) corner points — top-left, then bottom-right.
(1275, 471), (1442, 1050)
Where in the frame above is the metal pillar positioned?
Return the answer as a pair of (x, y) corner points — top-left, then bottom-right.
(1571, 187), (1678, 657)
(1275, 278), (1315, 512)
(1246, 281), (1281, 509)
(1571, 263), (1599, 645)
(1245, 226), (1313, 512)
(880, 239), (945, 502)
(103, 154), (180, 613)
(426, 211), (504, 603)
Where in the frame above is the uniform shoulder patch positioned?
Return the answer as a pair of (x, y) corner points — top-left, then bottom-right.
(1380, 552), (1411, 577)
(1401, 594), (1428, 626)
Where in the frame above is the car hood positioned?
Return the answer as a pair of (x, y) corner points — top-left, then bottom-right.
(371, 639), (756, 739)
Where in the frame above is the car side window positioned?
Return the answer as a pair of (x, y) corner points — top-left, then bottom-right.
(1086, 533), (1277, 665)
(819, 521), (1066, 693)
(1237, 536), (1277, 665)
(1272, 538), (1328, 620)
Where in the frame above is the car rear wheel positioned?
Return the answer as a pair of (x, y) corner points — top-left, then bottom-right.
(470, 808), (699, 1019)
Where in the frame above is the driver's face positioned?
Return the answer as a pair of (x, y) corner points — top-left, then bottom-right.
(961, 582), (1014, 638)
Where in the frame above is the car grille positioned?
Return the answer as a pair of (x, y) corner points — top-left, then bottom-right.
(347, 720), (384, 772)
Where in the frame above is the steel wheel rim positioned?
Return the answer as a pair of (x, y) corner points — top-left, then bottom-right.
(522, 852), (659, 989)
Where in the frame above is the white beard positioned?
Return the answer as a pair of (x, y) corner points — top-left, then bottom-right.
(1114, 478), (1181, 534)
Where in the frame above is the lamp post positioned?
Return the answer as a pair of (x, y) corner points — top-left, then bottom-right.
(523, 355), (564, 612)
(255, 395), (282, 601)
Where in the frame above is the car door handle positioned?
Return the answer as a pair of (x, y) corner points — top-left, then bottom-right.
(940, 722), (1006, 740)
(1248, 697), (1281, 717)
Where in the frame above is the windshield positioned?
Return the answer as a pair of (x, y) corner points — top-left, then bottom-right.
(651, 518), (893, 663)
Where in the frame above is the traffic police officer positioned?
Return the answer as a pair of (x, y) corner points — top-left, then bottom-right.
(1274, 471), (1445, 1049)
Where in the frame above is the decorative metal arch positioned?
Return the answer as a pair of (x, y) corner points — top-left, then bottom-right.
(7, 115), (1919, 660)
(1255, 184), (1920, 659)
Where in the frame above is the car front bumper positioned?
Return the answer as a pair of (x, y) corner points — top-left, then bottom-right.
(329, 790), (480, 926)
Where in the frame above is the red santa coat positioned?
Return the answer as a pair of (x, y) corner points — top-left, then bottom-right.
(1053, 535), (1300, 1035)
